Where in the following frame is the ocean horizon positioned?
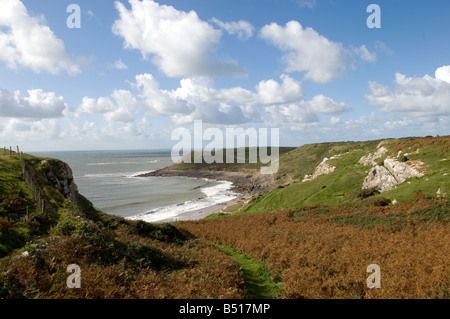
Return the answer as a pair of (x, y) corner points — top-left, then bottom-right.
(29, 149), (239, 222)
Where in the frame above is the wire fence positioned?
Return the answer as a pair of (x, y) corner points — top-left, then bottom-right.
(2, 146), (16, 156)
(17, 146), (46, 216)
(0, 146), (46, 220)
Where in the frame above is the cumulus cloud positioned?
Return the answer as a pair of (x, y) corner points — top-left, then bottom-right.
(260, 21), (377, 83)
(367, 66), (450, 120)
(264, 93), (351, 128)
(436, 65), (450, 83)
(210, 18), (254, 40)
(112, 0), (246, 78)
(0, 0), (80, 75)
(76, 72), (348, 127)
(0, 86), (66, 118)
(79, 89), (138, 123)
(0, 118), (64, 141)
(260, 21), (354, 83)
(255, 74), (304, 105)
(135, 73), (192, 116)
(169, 77), (255, 124)
(307, 94), (352, 114)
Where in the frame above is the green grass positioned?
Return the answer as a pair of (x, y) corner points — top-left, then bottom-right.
(380, 139), (450, 201)
(274, 140), (381, 182)
(235, 136), (450, 215)
(172, 147), (295, 172)
(215, 243), (282, 299)
(239, 149), (371, 214)
(0, 154), (38, 257)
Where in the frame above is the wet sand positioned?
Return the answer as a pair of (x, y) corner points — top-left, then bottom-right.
(153, 203), (227, 223)
(137, 165), (277, 223)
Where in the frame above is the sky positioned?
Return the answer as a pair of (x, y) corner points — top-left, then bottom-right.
(0, 0), (449, 151)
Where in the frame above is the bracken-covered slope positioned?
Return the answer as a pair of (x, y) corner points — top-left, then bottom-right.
(177, 136), (450, 299)
(0, 152), (246, 299)
(1, 135), (449, 299)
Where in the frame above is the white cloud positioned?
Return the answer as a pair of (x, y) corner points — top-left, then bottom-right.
(367, 66), (450, 120)
(330, 116), (341, 124)
(135, 73), (192, 116)
(295, 0), (317, 9)
(169, 77), (255, 124)
(436, 65), (450, 83)
(0, 0), (80, 75)
(255, 74), (304, 105)
(355, 45), (377, 63)
(265, 104), (319, 128)
(0, 86), (66, 118)
(79, 96), (114, 114)
(260, 21), (353, 83)
(307, 94), (352, 114)
(210, 18), (254, 40)
(87, 10), (95, 18)
(260, 21), (377, 83)
(76, 72), (350, 128)
(374, 40), (395, 56)
(0, 118), (64, 142)
(264, 94), (351, 128)
(79, 89), (138, 123)
(112, 0), (246, 78)
(112, 59), (128, 70)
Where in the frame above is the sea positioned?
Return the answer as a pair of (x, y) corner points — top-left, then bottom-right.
(29, 150), (238, 223)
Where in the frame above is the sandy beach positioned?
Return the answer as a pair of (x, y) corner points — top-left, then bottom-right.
(136, 166), (277, 223)
(153, 203), (227, 223)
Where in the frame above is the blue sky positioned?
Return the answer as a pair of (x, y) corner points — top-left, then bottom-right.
(0, 0), (449, 151)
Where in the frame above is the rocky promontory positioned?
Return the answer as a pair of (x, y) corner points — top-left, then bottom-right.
(138, 166), (277, 198)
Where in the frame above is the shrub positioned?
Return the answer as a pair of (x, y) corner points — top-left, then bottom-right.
(0, 217), (12, 233)
(349, 187), (379, 200)
(399, 155), (409, 162)
(54, 213), (79, 236)
(131, 220), (189, 243)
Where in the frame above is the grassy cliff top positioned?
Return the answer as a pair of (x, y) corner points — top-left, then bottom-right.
(0, 152), (246, 299)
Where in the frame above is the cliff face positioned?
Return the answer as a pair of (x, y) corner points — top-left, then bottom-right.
(38, 159), (79, 205)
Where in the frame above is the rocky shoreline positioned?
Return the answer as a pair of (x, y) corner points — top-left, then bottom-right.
(138, 165), (277, 199)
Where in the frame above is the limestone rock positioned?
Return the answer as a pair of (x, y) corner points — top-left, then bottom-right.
(359, 146), (388, 166)
(303, 157), (336, 182)
(362, 165), (398, 192)
(383, 159), (424, 184)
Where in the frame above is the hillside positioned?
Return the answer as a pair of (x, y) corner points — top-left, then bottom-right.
(227, 136), (449, 215)
(177, 136), (450, 298)
(0, 135), (449, 299)
(0, 151), (246, 298)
